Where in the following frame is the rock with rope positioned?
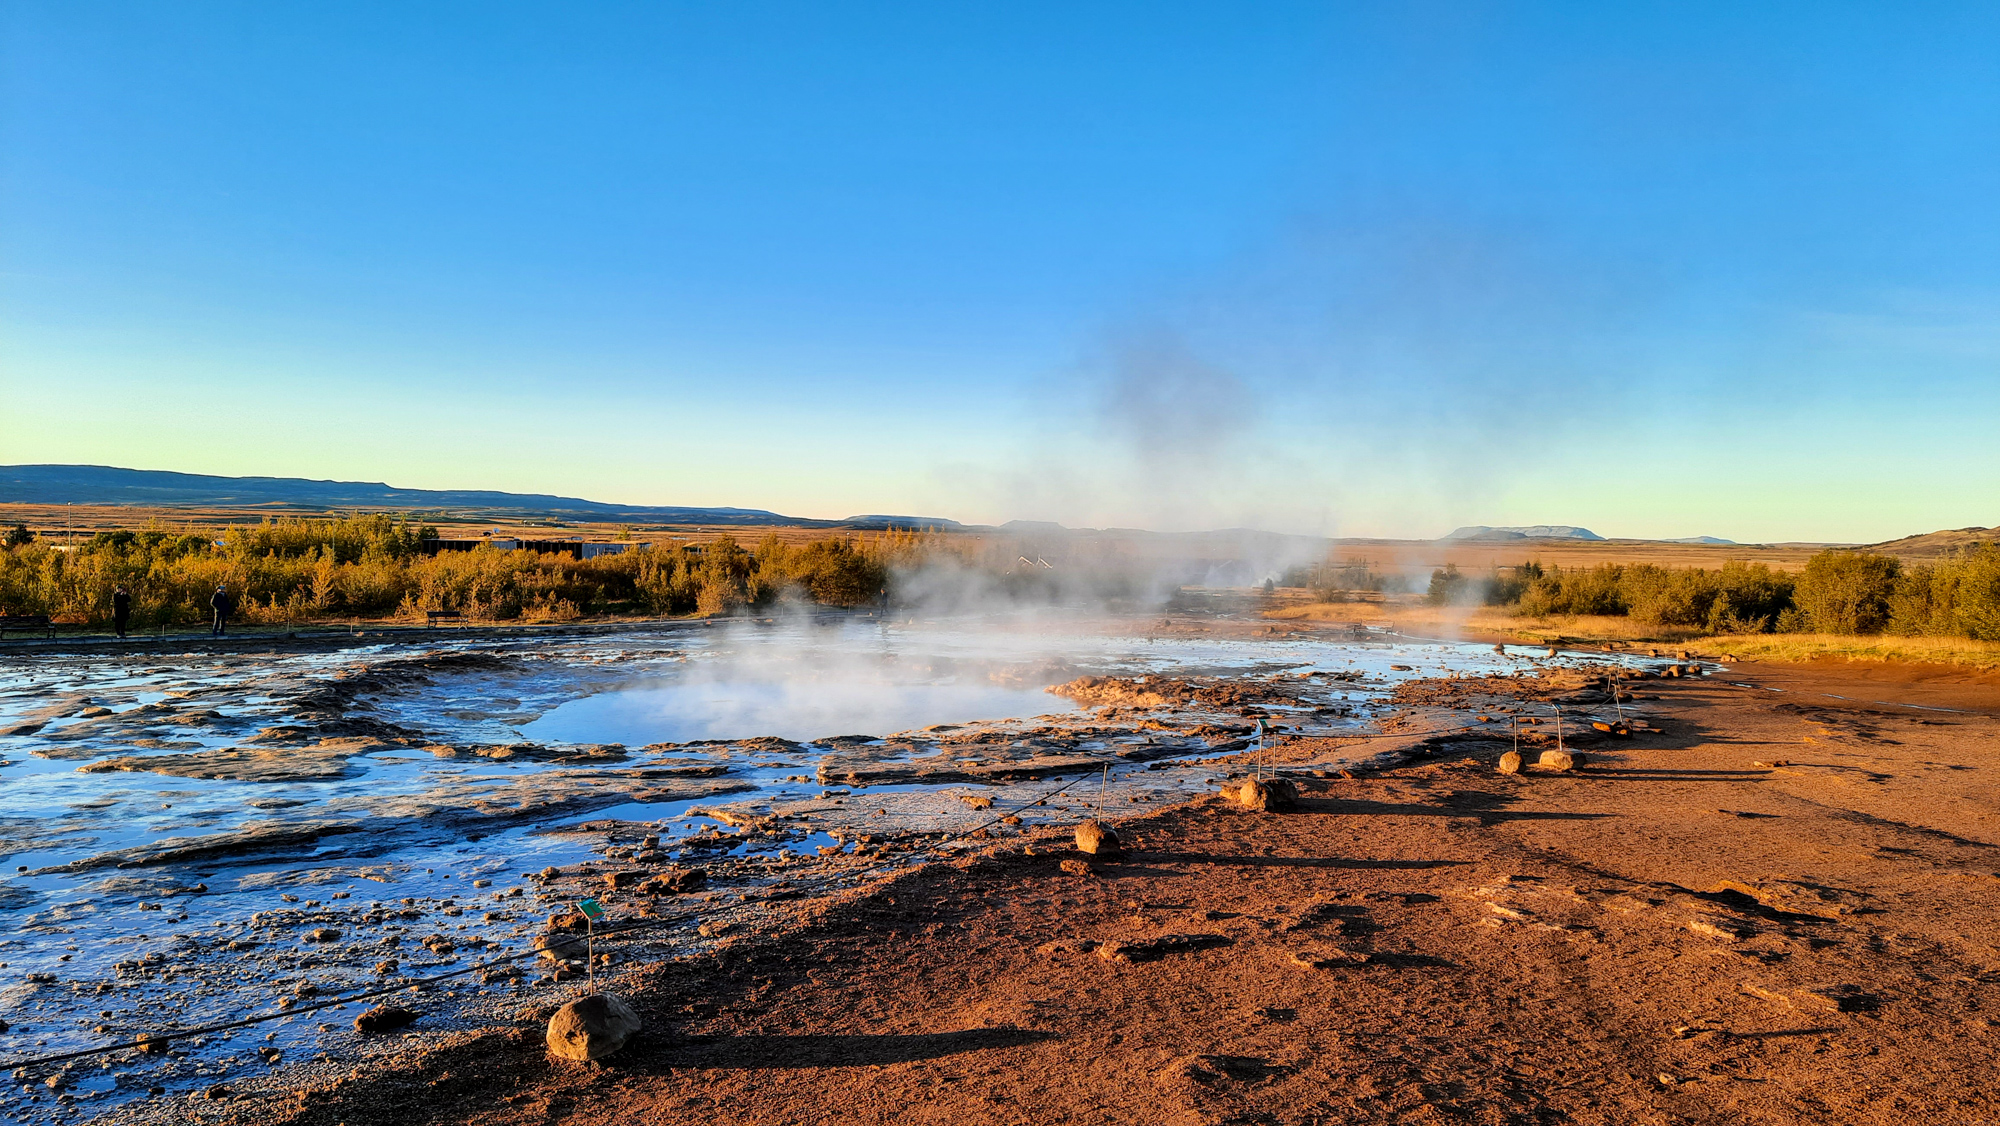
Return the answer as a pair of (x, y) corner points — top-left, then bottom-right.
(1074, 820), (1121, 856)
(547, 992), (642, 1062)
(1537, 749), (1582, 771)
(1227, 776), (1298, 812)
(1497, 750), (1523, 775)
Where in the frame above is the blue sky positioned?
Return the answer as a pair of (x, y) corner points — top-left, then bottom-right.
(4, 2), (1996, 541)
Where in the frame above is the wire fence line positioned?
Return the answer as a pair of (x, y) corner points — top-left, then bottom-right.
(0, 716), (1507, 1074)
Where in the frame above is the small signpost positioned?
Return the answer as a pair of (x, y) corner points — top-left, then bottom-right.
(577, 898), (605, 991)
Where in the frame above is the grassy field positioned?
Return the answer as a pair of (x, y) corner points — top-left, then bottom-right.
(1270, 596), (2000, 669)
(1702, 632), (2000, 671)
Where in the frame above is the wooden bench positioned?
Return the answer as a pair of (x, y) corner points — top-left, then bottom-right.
(426, 610), (465, 628)
(0, 615), (54, 639)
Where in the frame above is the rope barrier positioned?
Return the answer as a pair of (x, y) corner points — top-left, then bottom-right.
(0, 714), (1514, 1073)
(0, 771), (1097, 1074)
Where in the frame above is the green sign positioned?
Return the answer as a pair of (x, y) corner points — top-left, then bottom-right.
(577, 898), (605, 921)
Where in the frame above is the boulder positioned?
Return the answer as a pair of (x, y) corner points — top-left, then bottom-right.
(353, 1005), (419, 1034)
(1497, 750), (1523, 775)
(546, 993), (642, 1061)
(1074, 820), (1121, 856)
(1229, 777), (1298, 812)
(1537, 749), (1583, 771)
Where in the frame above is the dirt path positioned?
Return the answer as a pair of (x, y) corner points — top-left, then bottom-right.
(183, 661), (2000, 1126)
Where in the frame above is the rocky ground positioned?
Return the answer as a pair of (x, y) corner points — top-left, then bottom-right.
(102, 654), (2000, 1126)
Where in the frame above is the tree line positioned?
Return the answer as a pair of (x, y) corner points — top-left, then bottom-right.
(1287, 546), (2000, 640)
(1431, 548), (2000, 639)
(0, 516), (920, 628)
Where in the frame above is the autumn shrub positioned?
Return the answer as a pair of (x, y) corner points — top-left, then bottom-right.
(1793, 551), (1900, 635)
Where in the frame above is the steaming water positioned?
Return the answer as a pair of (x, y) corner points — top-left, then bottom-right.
(0, 613), (1597, 1120)
(519, 622), (1079, 744)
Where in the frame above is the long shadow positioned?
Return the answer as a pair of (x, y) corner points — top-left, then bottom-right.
(1132, 852), (1468, 870)
(1296, 798), (1611, 824)
(1578, 768), (1772, 781)
(664, 1027), (1057, 1070)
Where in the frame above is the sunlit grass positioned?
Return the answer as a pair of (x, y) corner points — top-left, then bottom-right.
(1270, 599), (2000, 668)
(1705, 633), (2000, 670)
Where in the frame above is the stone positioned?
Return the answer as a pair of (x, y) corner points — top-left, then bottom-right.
(1288, 948), (1371, 970)
(1058, 858), (1093, 876)
(603, 870), (642, 890)
(962, 795), (993, 810)
(373, 960), (398, 975)
(304, 927), (341, 943)
(532, 933), (586, 961)
(1229, 777), (1298, 812)
(546, 993), (641, 1061)
(1097, 934), (1234, 963)
(1497, 751), (1523, 775)
(134, 1033), (170, 1055)
(353, 1004), (419, 1034)
(1074, 820), (1121, 856)
(1537, 749), (1582, 771)
(539, 866), (561, 880)
(637, 866), (706, 896)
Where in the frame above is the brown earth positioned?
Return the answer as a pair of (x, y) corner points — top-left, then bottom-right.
(185, 660), (2000, 1126)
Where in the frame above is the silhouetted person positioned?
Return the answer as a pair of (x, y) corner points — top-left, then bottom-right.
(112, 586), (131, 639)
(211, 585), (233, 635)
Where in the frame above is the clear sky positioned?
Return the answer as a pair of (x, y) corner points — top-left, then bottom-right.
(4, 2), (1996, 542)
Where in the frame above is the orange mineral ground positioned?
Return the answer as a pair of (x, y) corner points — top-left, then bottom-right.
(182, 655), (2000, 1126)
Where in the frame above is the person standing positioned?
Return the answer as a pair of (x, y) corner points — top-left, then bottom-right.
(211, 585), (233, 635)
(112, 585), (131, 639)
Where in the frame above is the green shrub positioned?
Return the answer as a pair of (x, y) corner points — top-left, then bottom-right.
(1795, 550), (1900, 635)
(0, 520), (921, 626)
(1426, 564), (1469, 605)
(1890, 544), (2000, 640)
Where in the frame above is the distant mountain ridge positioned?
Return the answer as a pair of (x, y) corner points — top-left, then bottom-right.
(0, 465), (962, 531)
(1443, 525), (1604, 541)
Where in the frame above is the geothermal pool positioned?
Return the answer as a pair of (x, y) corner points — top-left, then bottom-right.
(0, 612), (1578, 1121)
